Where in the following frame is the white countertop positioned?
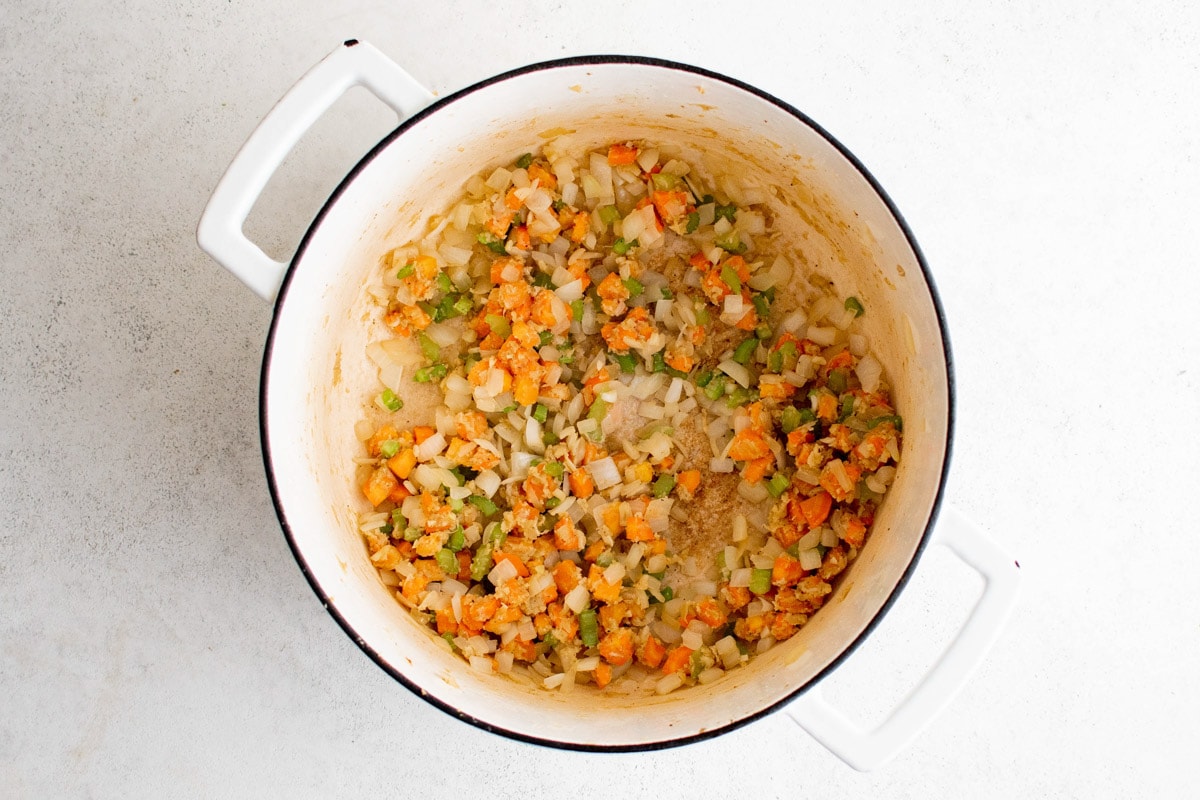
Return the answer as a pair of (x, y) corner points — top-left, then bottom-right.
(3, 2), (1198, 796)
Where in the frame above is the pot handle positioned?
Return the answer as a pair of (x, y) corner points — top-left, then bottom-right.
(784, 505), (1020, 771)
(197, 40), (433, 302)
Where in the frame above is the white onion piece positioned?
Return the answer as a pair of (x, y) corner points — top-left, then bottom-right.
(488, 558), (518, 586)
(718, 359), (752, 388)
(709, 457), (735, 473)
(586, 457), (621, 490)
(856, 354), (883, 394)
(807, 326), (837, 346)
(799, 548), (823, 571)
(555, 279), (585, 303)
(475, 469), (500, 498)
(414, 432), (446, 461)
(564, 584), (590, 614)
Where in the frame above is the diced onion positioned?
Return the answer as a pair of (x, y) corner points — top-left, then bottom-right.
(587, 457), (622, 490)
(856, 354), (883, 394)
(564, 584), (590, 614)
(799, 548), (823, 571)
(718, 359), (752, 389)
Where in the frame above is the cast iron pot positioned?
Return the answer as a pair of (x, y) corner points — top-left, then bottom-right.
(198, 41), (1018, 770)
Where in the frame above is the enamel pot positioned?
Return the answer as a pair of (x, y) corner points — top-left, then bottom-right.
(198, 41), (1019, 770)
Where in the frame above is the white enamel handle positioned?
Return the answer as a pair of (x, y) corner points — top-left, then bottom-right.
(786, 505), (1020, 771)
(197, 40), (433, 302)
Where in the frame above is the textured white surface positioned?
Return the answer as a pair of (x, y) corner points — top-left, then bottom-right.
(2, 1), (1198, 796)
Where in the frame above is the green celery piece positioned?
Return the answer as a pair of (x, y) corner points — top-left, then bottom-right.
(413, 364), (447, 383)
(579, 609), (599, 647)
(652, 474), (676, 499)
(447, 527), (465, 552)
(477, 232), (507, 254)
(720, 264), (742, 294)
(515, 152), (533, 169)
(704, 374), (727, 401)
(732, 338), (757, 365)
(611, 352), (638, 374)
(418, 332), (440, 362)
(844, 296), (865, 317)
(749, 568), (772, 595)
(435, 548), (458, 574)
(376, 389), (403, 412)
(452, 296), (474, 316)
(484, 314), (511, 339)
(468, 495), (499, 516)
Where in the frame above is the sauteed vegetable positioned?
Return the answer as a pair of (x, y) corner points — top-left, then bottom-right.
(354, 141), (901, 694)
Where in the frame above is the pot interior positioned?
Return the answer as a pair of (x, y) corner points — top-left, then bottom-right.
(263, 59), (950, 747)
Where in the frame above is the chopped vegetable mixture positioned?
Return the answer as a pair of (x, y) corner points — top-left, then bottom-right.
(355, 141), (901, 695)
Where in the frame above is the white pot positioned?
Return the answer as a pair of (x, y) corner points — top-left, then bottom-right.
(198, 41), (1019, 770)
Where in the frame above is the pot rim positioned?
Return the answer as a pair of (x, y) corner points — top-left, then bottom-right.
(258, 52), (956, 752)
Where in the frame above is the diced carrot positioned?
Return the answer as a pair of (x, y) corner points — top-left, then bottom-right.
(514, 374), (539, 406)
(728, 428), (771, 461)
(526, 162), (557, 190)
(570, 212), (589, 243)
(826, 349), (855, 371)
(598, 601), (628, 631)
(599, 628), (634, 666)
(435, 605), (458, 635)
(816, 393), (839, 422)
(638, 636), (667, 669)
(511, 225), (531, 251)
(689, 251), (711, 270)
(386, 481), (411, 504)
(386, 448), (416, 480)
(583, 539), (606, 563)
(661, 645), (694, 676)
(741, 456), (773, 485)
(593, 661), (613, 689)
(677, 470), (701, 494)
(568, 469), (595, 499)
(799, 491), (833, 528)
(456, 550), (472, 583)
(665, 351), (694, 373)
(722, 584), (751, 611)
(492, 550), (530, 578)
(842, 514), (868, 548)
(504, 637), (538, 662)
(624, 514), (655, 542)
(362, 466), (398, 507)
(607, 142), (639, 165)
(694, 597), (728, 628)
(413, 426), (435, 445)
(505, 187), (523, 210)
(601, 504), (622, 536)
(587, 564), (622, 604)
(650, 190), (689, 223)
(553, 560), (582, 594)
(735, 307), (758, 331)
(772, 554), (804, 587)
(553, 516), (584, 551)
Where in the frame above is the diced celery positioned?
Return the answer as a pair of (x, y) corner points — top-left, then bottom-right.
(418, 332), (440, 362)
(579, 608), (599, 647)
(435, 548), (458, 574)
(749, 568), (772, 595)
